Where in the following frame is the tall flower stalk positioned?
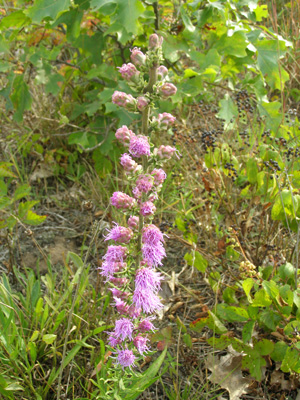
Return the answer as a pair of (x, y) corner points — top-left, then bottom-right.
(100, 34), (179, 369)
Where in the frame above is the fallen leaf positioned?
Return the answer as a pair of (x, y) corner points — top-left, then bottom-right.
(206, 349), (252, 400)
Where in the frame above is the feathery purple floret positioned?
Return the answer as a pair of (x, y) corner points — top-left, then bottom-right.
(104, 223), (133, 243)
(142, 241), (166, 266)
(115, 348), (136, 369)
(135, 267), (162, 292)
(133, 335), (150, 355)
(132, 289), (163, 314)
(142, 224), (164, 244)
(114, 318), (135, 341)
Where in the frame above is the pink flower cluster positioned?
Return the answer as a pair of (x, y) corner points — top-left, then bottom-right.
(100, 33), (180, 370)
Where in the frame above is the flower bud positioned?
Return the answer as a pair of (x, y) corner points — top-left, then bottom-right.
(157, 145), (180, 160)
(157, 112), (176, 128)
(130, 47), (146, 66)
(115, 126), (135, 146)
(157, 65), (168, 80)
(137, 96), (149, 112)
(135, 174), (154, 193)
(140, 201), (156, 216)
(149, 34), (163, 49)
(151, 168), (167, 185)
(128, 216), (139, 230)
(120, 153), (140, 172)
(129, 135), (151, 158)
(110, 192), (136, 209)
(112, 91), (137, 112)
(158, 82), (177, 98)
(118, 63), (140, 83)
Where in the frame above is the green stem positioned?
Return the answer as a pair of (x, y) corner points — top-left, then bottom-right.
(56, 209), (108, 400)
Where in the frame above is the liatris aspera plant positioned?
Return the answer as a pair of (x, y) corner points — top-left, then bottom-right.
(100, 34), (179, 369)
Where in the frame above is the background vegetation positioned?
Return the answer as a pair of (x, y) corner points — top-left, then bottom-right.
(0, 0), (300, 399)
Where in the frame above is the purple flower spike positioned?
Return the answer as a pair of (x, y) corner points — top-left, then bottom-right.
(115, 348), (136, 369)
(104, 222), (133, 243)
(140, 201), (156, 216)
(138, 318), (156, 333)
(133, 335), (150, 355)
(136, 174), (154, 193)
(142, 241), (166, 266)
(114, 317), (135, 341)
(111, 192), (136, 209)
(135, 267), (162, 292)
(129, 135), (151, 158)
(133, 289), (163, 314)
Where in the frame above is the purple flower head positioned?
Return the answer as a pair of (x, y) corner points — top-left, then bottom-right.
(149, 34), (163, 49)
(112, 91), (137, 112)
(132, 186), (142, 199)
(133, 288), (163, 314)
(115, 126), (135, 147)
(151, 168), (167, 185)
(115, 348), (136, 369)
(136, 174), (154, 193)
(140, 201), (156, 217)
(128, 216), (139, 230)
(130, 47), (146, 66)
(142, 241), (166, 266)
(157, 112), (176, 128)
(129, 135), (151, 158)
(99, 261), (126, 279)
(114, 297), (129, 315)
(103, 245), (127, 263)
(157, 145), (180, 160)
(118, 63), (140, 82)
(158, 82), (177, 98)
(133, 335), (150, 355)
(142, 224), (164, 245)
(114, 317), (134, 341)
(108, 333), (122, 347)
(135, 267), (162, 292)
(109, 288), (129, 300)
(138, 318), (156, 333)
(137, 96), (149, 111)
(104, 222), (133, 243)
(111, 191), (136, 209)
(157, 65), (168, 80)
